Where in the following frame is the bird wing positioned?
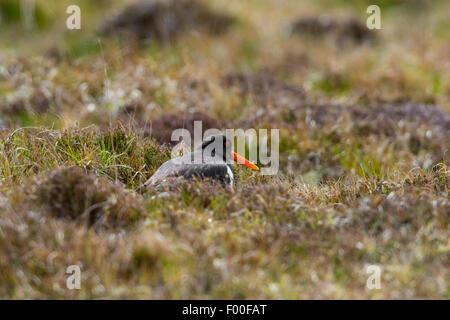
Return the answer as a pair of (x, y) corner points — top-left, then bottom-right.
(137, 155), (232, 191)
(179, 163), (232, 184)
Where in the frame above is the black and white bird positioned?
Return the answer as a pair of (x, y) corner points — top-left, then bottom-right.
(138, 134), (259, 190)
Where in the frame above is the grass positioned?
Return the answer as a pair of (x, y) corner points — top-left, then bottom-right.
(0, 0), (449, 299)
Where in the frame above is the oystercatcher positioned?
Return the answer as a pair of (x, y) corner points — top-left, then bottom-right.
(138, 134), (258, 190)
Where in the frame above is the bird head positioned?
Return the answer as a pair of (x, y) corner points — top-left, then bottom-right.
(198, 134), (259, 170)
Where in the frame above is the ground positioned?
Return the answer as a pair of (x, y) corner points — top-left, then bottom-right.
(0, 0), (448, 299)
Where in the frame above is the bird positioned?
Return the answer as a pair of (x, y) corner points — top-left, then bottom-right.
(137, 134), (259, 191)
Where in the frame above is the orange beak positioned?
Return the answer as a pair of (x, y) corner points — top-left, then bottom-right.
(232, 151), (259, 171)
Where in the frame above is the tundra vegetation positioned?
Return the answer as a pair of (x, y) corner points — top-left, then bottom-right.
(0, 0), (448, 299)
